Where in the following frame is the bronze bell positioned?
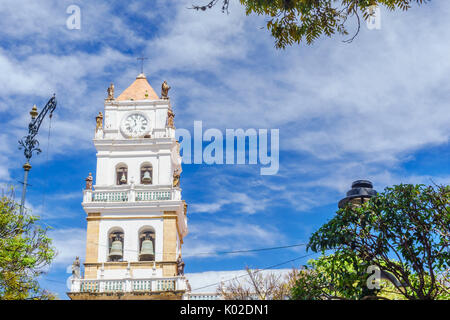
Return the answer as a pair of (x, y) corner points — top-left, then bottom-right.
(120, 172), (127, 184)
(109, 238), (123, 261)
(139, 237), (154, 261)
(142, 171), (151, 184)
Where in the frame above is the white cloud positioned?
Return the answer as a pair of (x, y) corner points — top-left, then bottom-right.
(147, 3), (250, 72)
(183, 219), (285, 259)
(0, 46), (131, 185)
(1, 0), (448, 190)
(48, 227), (86, 266)
(0, 0), (145, 47)
(191, 191), (267, 215)
(0, 1), (448, 295)
(0, 0), (448, 269)
(0, 159), (11, 182)
(141, 1), (450, 168)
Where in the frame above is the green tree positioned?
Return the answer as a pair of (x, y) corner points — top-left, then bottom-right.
(290, 252), (411, 300)
(306, 184), (450, 300)
(192, 0), (428, 48)
(0, 189), (56, 300)
(291, 252), (376, 300)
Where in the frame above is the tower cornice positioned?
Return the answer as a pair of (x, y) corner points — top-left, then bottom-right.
(105, 99), (171, 108)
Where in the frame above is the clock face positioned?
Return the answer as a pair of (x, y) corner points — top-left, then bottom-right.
(121, 113), (149, 137)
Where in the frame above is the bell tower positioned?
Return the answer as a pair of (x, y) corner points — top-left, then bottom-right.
(68, 73), (188, 300)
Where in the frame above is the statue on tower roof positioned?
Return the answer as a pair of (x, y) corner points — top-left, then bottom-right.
(106, 83), (115, 101)
(177, 255), (185, 276)
(183, 200), (188, 216)
(72, 256), (81, 279)
(85, 172), (93, 190)
(95, 112), (103, 132)
(161, 80), (170, 100)
(167, 107), (175, 129)
(173, 172), (180, 188)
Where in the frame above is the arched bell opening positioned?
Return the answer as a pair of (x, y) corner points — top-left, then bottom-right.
(108, 228), (124, 262)
(138, 226), (155, 262)
(116, 164), (128, 185)
(140, 163), (153, 185)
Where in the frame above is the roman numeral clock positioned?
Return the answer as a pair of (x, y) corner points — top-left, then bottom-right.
(121, 113), (150, 138)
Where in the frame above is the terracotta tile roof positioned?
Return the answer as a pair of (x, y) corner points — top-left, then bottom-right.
(116, 73), (159, 101)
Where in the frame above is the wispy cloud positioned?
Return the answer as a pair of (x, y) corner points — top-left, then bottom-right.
(183, 218), (286, 259)
(0, 0), (448, 296)
(191, 191), (268, 215)
(48, 227), (86, 266)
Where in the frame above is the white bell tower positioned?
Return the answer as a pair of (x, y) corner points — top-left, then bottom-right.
(68, 73), (188, 300)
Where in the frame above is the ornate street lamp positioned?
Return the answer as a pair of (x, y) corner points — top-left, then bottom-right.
(18, 95), (57, 214)
(338, 180), (377, 209)
(337, 180), (407, 287)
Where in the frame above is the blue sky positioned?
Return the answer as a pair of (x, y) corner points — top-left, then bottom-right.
(0, 0), (449, 299)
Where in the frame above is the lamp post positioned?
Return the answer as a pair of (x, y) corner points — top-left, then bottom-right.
(337, 180), (407, 288)
(18, 95), (57, 214)
(338, 180), (377, 209)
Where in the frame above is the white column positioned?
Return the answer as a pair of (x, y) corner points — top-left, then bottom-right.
(83, 189), (92, 203)
(71, 278), (81, 293)
(99, 280), (105, 293)
(129, 183), (136, 202)
(125, 279), (132, 292)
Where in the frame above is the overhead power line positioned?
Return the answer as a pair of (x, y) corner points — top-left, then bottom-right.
(89, 240), (307, 258)
(42, 251), (320, 287)
(191, 252), (319, 292)
(184, 243), (307, 257)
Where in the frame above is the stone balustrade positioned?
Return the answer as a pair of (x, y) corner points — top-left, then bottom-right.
(83, 187), (181, 203)
(71, 276), (186, 294)
(183, 293), (222, 300)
